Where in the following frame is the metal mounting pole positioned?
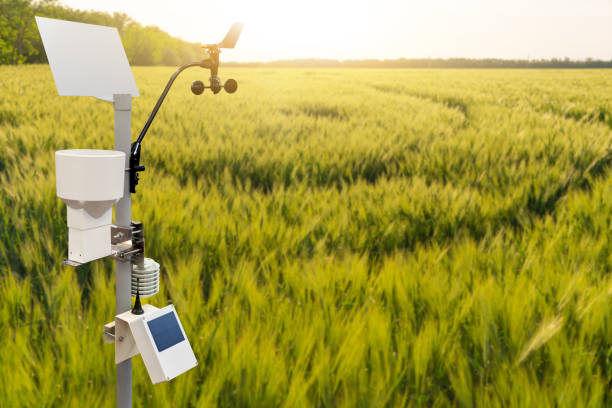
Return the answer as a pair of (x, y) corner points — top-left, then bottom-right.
(114, 94), (132, 408)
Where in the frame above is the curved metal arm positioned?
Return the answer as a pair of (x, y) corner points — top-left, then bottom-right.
(134, 60), (210, 147)
(129, 60), (213, 193)
(127, 22), (242, 194)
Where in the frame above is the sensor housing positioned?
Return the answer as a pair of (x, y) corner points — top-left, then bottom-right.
(55, 149), (125, 263)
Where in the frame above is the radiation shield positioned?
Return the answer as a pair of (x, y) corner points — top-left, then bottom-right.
(35, 16), (139, 102)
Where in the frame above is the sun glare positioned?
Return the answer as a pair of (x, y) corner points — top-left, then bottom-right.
(56, 0), (612, 61)
(228, 0), (374, 60)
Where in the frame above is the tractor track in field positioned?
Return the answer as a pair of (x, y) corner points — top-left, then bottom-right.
(370, 84), (471, 128)
(371, 83), (612, 217)
(542, 105), (612, 130)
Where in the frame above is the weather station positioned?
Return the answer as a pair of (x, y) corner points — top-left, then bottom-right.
(36, 16), (243, 407)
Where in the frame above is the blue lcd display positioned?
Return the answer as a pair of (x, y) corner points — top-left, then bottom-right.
(147, 312), (185, 352)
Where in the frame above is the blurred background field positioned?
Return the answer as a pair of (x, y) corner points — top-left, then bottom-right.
(0, 66), (611, 407)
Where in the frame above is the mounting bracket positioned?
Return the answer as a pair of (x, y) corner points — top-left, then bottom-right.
(110, 221), (145, 262)
(63, 221), (145, 266)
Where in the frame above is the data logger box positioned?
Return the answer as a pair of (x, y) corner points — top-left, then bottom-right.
(115, 304), (198, 384)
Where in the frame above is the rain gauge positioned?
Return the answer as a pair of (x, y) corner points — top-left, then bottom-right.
(36, 16), (243, 407)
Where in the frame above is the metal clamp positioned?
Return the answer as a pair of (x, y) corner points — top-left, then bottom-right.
(111, 225), (132, 245)
(110, 221), (145, 262)
(63, 259), (83, 267)
(103, 321), (116, 343)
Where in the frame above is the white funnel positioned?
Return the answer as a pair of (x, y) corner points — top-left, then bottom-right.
(56, 149), (125, 263)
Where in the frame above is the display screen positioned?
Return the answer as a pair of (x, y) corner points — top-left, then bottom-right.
(147, 312), (185, 352)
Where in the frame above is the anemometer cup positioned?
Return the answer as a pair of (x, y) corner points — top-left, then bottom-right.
(56, 149), (125, 264)
(224, 79), (238, 94)
(191, 80), (205, 95)
(190, 78), (237, 95)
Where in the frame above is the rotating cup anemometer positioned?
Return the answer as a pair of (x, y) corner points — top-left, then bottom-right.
(129, 22), (244, 194)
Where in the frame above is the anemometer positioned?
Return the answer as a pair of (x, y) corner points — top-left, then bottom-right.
(36, 16), (243, 407)
(129, 22), (243, 194)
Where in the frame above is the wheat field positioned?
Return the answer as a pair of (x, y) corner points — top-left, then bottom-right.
(0, 65), (611, 407)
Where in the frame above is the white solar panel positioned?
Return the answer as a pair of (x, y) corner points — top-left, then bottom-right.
(36, 16), (139, 102)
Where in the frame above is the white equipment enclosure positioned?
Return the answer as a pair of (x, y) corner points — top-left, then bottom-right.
(56, 149), (125, 263)
(114, 305), (198, 384)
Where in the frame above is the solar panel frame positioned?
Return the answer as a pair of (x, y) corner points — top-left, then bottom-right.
(35, 16), (139, 102)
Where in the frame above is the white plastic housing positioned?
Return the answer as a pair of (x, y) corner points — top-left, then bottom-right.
(132, 258), (160, 298)
(115, 305), (198, 384)
(55, 149), (125, 263)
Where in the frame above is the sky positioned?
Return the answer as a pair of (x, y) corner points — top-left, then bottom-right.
(59, 0), (612, 62)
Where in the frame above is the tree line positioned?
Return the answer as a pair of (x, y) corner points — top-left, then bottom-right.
(226, 58), (612, 69)
(1, 0), (611, 68)
(0, 0), (202, 66)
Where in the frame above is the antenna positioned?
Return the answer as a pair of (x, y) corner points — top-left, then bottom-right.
(132, 278), (144, 315)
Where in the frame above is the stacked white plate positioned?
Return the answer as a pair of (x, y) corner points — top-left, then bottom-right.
(131, 258), (160, 298)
